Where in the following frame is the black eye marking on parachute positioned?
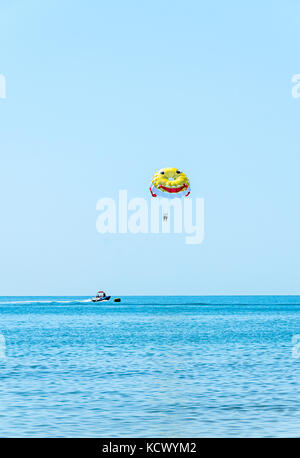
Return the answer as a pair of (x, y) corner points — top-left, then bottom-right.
(160, 171), (165, 174)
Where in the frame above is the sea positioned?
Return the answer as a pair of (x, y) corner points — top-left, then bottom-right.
(0, 295), (299, 438)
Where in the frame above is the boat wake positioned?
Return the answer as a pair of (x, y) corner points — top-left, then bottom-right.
(0, 299), (93, 305)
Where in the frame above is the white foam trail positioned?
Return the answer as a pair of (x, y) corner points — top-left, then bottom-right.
(0, 299), (92, 305)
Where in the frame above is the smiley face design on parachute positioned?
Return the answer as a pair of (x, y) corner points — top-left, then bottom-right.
(150, 167), (191, 198)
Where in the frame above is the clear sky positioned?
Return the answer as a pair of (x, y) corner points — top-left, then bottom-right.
(1, 0), (300, 295)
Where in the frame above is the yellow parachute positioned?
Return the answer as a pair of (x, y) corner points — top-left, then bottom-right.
(150, 167), (191, 198)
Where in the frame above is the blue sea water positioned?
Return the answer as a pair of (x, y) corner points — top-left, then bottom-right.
(0, 296), (299, 438)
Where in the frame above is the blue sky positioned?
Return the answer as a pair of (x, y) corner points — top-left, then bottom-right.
(1, 0), (300, 295)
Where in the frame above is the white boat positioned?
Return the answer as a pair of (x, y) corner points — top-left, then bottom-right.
(91, 291), (111, 303)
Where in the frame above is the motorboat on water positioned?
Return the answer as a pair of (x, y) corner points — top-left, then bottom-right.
(91, 291), (111, 303)
(92, 296), (111, 302)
